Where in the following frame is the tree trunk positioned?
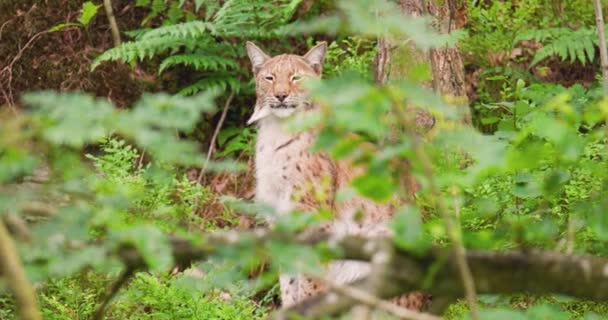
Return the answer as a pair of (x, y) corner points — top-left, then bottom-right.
(375, 0), (471, 124)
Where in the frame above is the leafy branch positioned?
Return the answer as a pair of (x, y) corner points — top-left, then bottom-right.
(51, 226), (608, 319)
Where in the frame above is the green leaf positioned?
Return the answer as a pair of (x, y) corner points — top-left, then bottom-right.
(511, 173), (542, 199)
(110, 225), (173, 271)
(481, 116), (500, 125)
(390, 206), (431, 255)
(351, 173), (396, 202)
(48, 246), (106, 276)
(23, 91), (114, 147)
(78, 1), (101, 26)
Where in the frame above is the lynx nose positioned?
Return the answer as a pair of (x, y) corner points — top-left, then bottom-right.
(275, 94), (288, 102)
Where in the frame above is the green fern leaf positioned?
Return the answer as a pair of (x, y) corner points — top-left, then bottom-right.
(583, 37), (596, 64)
(523, 26), (602, 67)
(177, 76), (243, 96)
(567, 39), (578, 64)
(141, 21), (211, 39)
(91, 37), (197, 70)
(159, 54), (239, 73)
(530, 46), (555, 67)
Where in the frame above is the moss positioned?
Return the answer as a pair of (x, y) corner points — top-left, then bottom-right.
(389, 44), (433, 83)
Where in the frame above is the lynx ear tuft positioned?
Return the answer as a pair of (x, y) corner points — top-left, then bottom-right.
(303, 42), (327, 75)
(246, 41), (270, 75)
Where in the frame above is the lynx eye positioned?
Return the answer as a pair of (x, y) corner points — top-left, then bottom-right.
(264, 75), (274, 81)
(291, 75), (302, 82)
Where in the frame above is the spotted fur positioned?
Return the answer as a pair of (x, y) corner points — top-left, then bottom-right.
(246, 41), (428, 311)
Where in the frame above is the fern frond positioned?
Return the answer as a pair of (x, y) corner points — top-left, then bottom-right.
(141, 21), (214, 40)
(159, 54), (239, 73)
(517, 26), (604, 67)
(177, 76), (244, 96)
(213, 0), (298, 37)
(124, 28), (153, 40)
(91, 37), (198, 70)
(583, 36), (596, 64)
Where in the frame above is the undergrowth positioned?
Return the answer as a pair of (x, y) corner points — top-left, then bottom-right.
(4, 136), (260, 320)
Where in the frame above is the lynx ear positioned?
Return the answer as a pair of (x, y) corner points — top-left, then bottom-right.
(303, 42), (327, 75)
(246, 41), (270, 75)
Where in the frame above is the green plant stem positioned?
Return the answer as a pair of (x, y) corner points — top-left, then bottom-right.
(198, 92), (234, 183)
(390, 93), (479, 319)
(0, 221), (41, 320)
(103, 0), (121, 46)
(92, 267), (135, 320)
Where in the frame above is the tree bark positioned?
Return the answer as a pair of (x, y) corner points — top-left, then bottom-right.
(375, 0), (471, 124)
(428, 1), (469, 108)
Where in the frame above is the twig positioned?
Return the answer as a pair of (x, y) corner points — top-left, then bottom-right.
(0, 221), (41, 320)
(91, 267), (135, 320)
(0, 30), (48, 107)
(594, 0), (608, 96)
(197, 92), (234, 183)
(0, 31), (48, 78)
(137, 148), (146, 171)
(0, 18), (13, 42)
(103, 0), (122, 46)
(317, 276), (441, 320)
(410, 140), (479, 319)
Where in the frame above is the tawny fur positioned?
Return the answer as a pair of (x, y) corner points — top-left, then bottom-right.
(246, 41), (429, 311)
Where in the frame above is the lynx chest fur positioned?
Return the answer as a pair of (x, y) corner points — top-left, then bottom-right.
(254, 117), (336, 216)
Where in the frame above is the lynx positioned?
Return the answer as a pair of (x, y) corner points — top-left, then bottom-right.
(246, 41), (428, 311)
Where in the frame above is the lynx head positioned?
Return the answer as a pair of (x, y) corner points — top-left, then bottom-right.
(246, 41), (327, 125)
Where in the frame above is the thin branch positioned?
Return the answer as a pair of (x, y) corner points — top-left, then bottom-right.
(0, 221), (41, 320)
(137, 148), (146, 172)
(594, 0), (608, 95)
(91, 267), (135, 320)
(0, 32), (48, 75)
(410, 138), (479, 319)
(391, 93), (479, 319)
(277, 233), (608, 318)
(314, 275), (440, 320)
(103, 0), (122, 46)
(0, 30), (48, 107)
(197, 92), (234, 183)
(0, 18), (14, 42)
(29, 226), (608, 318)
